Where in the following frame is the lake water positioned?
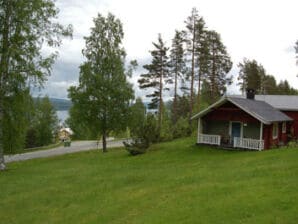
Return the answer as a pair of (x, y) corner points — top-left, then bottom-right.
(57, 110), (69, 124)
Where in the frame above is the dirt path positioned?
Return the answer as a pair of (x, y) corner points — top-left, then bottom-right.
(4, 140), (125, 163)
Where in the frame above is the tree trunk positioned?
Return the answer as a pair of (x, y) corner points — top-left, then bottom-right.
(197, 69), (201, 112)
(189, 23), (196, 123)
(173, 66), (178, 123)
(158, 55), (163, 131)
(102, 131), (107, 153)
(0, 2), (11, 171)
(0, 98), (6, 171)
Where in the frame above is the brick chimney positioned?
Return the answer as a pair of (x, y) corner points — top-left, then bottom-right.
(246, 89), (255, 100)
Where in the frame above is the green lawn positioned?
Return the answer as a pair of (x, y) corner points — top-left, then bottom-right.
(1, 138), (298, 223)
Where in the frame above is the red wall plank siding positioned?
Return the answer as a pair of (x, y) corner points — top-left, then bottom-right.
(282, 111), (298, 139)
(203, 102), (259, 123)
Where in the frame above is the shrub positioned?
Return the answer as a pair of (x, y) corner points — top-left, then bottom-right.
(123, 138), (149, 155)
(173, 117), (191, 139)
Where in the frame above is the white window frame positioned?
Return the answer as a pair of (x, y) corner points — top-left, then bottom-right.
(282, 122), (286, 134)
(272, 122), (278, 139)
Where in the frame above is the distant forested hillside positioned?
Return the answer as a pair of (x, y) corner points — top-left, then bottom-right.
(49, 98), (72, 111)
(33, 98), (72, 110)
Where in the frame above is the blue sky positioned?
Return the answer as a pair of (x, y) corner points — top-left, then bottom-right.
(37, 0), (298, 99)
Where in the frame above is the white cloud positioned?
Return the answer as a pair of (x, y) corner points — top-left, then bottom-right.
(41, 0), (298, 99)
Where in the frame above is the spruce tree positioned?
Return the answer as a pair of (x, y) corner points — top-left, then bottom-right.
(169, 30), (186, 123)
(138, 34), (170, 130)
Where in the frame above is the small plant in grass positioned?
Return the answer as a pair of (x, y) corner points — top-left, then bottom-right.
(287, 140), (298, 148)
(123, 138), (149, 155)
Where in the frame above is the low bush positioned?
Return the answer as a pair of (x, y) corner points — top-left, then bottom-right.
(123, 138), (149, 155)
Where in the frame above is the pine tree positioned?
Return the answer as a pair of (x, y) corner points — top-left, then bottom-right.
(68, 13), (134, 152)
(184, 7), (206, 116)
(169, 30), (186, 123)
(204, 30), (232, 102)
(237, 59), (265, 94)
(138, 34), (170, 131)
(0, 0), (72, 170)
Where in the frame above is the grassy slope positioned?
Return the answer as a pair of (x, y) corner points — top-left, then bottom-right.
(0, 137), (297, 224)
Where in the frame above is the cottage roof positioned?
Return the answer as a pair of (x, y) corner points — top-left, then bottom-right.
(191, 96), (293, 124)
(254, 95), (298, 111)
(231, 95), (298, 111)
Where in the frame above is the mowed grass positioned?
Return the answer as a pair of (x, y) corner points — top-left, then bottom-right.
(1, 138), (298, 224)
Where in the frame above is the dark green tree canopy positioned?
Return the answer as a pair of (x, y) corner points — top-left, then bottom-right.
(237, 59), (265, 94)
(138, 34), (170, 130)
(138, 34), (170, 109)
(169, 30), (186, 123)
(183, 7), (207, 114)
(237, 58), (298, 95)
(203, 30), (233, 102)
(68, 13), (134, 152)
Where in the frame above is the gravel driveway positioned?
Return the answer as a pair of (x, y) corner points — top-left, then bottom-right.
(4, 140), (125, 163)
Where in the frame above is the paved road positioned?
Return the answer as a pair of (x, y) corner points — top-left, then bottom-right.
(4, 140), (125, 163)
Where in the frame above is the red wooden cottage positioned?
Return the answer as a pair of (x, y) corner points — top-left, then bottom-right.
(191, 90), (298, 150)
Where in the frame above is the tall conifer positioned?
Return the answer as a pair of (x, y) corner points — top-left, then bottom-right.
(138, 34), (170, 130)
(204, 30), (232, 102)
(169, 30), (186, 123)
(184, 7), (206, 116)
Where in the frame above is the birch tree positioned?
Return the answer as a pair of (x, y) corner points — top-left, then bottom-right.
(68, 13), (134, 152)
(0, 0), (72, 170)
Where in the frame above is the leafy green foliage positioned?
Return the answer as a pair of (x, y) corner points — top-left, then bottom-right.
(65, 105), (96, 140)
(172, 117), (191, 138)
(0, 0), (72, 169)
(68, 13), (134, 151)
(25, 96), (59, 148)
(160, 105), (173, 141)
(3, 89), (32, 154)
(129, 98), (146, 138)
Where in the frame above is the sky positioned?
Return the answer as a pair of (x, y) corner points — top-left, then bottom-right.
(37, 0), (298, 100)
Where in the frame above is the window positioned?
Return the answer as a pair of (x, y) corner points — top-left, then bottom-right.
(272, 123), (278, 139)
(282, 122), (286, 134)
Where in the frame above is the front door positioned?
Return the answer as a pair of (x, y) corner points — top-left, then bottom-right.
(231, 122), (241, 141)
